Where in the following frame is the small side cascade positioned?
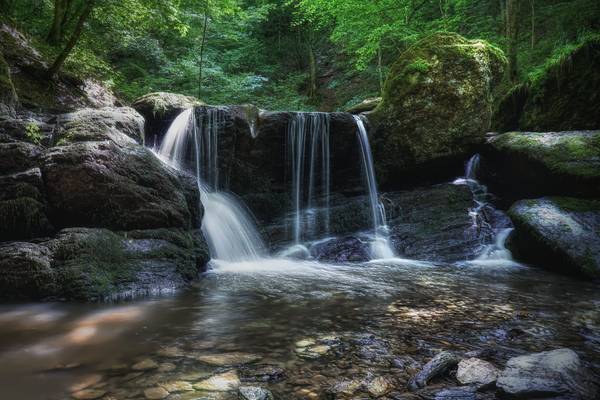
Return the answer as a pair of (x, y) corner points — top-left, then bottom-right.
(353, 115), (395, 260)
(454, 154), (517, 265)
(286, 113), (331, 244)
(157, 107), (266, 262)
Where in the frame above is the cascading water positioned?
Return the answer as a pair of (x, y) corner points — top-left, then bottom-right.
(353, 115), (395, 259)
(286, 113), (331, 244)
(157, 107), (265, 262)
(454, 154), (518, 266)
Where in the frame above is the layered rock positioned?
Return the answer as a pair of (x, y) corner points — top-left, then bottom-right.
(482, 131), (600, 199)
(508, 197), (600, 278)
(0, 49), (17, 116)
(370, 32), (506, 188)
(494, 35), (600, 132)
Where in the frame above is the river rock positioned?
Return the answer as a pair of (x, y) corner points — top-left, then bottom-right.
(71, 389), (107, 400)
(456, 358), (498, 388)
(370, 32), (506, 187)
(240, 364), (286, 383)
(432, 386), (476, 400)
(144, 387), (169, 400)
(42, 140), (193, 230)
(132, 358), (159, 371)
(55, 107), (145, 146)
(132, 92), (204, 143)
(508, 197), (600, 278)
(238, 386), (274, 400)
(482, 130), (600, 199)
(194, 371), (241, 392)
(408, 351), (461, 390)
(366, 376), (393, 397)
(159, 380), (193, 392)
(496, 348), (597, 399)
(196, 353), (262, 366)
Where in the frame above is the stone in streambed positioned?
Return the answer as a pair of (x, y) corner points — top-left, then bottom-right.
(366, 376), (393, 397)
(194, 371), (241, 392)
(144, 387), (169, 400)
(408, 351), (461, 390)
(496, 348), (597, 399)
(159, 380), (193, 393)
(71, 389), (107, 400)
(240, 364), (286, 383)
(196, 352), (261, 366)
(238, 386), (274, 400)
(132, 358), (159, 371)
(456, 358), (498, 388)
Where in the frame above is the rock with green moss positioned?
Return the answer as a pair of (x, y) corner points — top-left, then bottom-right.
(0, 49), (17, 116)
(132, 92), (204, 142)
(494, 36), (600, 132)
(508, 197), (600, 278)
(370, 32), (506, 187)
(0, 242), (56, 300)
(482, 131), (600, 199)
(42, 141), (193, 231)
(0, 140), (43, 174)
(346, 97), (381, 114)
(55, 107), (145, 146)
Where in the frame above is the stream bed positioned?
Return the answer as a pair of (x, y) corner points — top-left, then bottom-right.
(1, 259), (599, 399)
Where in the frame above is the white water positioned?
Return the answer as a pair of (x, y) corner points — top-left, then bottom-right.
(353, 115), (395, 259)
(454, 154), (519, 266)
(287, 113), (331, 243)
(158, 107), (265, 262)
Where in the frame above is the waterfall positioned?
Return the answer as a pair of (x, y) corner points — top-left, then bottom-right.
(454, 154), (517, 265)
(287, 113), (331, 244)
(157, 107), (265, 262)
(353, 115), (395, 259)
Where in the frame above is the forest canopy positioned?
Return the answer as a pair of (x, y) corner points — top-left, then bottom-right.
(2, 0), (599, 111)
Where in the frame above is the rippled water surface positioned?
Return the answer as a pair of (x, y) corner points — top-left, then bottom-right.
(1, 259), (599, 399)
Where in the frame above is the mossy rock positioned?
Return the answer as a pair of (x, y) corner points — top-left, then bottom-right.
(482, 131), (600, 199)
(0, 242), (56, 300)
(494, 35), (600, 132)
(370, 32), (506, 188)
(0, 197), (53, 241)
(508, 197), (600, 278)
(0, 49), (17, 116)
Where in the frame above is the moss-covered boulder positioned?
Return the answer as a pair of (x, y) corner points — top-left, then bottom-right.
(55, 107), (145, 146)
(132, 92), (204, 143)
(42, 141), (194, 231)
(482, 131), (600, 199)
(370, 32), (506, 187)
(0, 49), (17, 116)
(494, 36), (600, 132)
(0, 241), (56, 299)
(508, 197), (600, 278)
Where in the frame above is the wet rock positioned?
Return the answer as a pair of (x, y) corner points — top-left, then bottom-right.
(144, 387), (170, 400)
(0, 241), (56, 300)
(508, 197), (600, 278)
(196, 353), (262, 366)
(240, 364), (286, 383)
(497, 348), (597, 399)
(370, 32), (506, 187)
(156, 346), (186, 358)
(366, 376), (393, 397)
(132, 358), (159, 371)
(71, 389), (107, 400)
(328, 379), (363, 396)
(0, 49), (18, 116)
(346, 97), (381, 114)
(159, 380), (193, 393)
(158, 363), (177, 372)
(482, 131), (600, 199)
(408, 351), (461, 391)
(456, 358), (498, 389)
(432, 386), (476, 400)
(69, 374), (104, 392)
(0, 141), (42, 174)
(194, 371), (241, 392)
(238, 386), (274, 400)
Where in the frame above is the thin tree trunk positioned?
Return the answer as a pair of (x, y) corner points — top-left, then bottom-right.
(530, 0), (535, 48)
(378, 45), (384, 96)
(47, 0), (66, 45)
(198, 6), (209, 99)
(307, 33), (317, 101)
(506, 0), (519, 83)
(48, 0), (94, 77)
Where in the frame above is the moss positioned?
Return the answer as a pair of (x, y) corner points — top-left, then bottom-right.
(0, 49), (17, 113)
(550, 196), (600, 213)
(0, 197), (51, 240)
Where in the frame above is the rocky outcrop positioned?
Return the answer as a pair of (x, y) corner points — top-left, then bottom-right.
(494, 35), (600, 132)
(132, 92), (204, 143)
(508, 197), (600, 278)
(370, 32), (506, 188)
(497, 348), (597, 399)
(0, 228), (209, 301)
(482, 131), (600, 199)
(0, 49), (17, 116)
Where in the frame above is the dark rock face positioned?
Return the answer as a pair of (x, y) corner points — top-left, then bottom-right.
(370, 32), (506, 188)
(132, 92), (204, 145)
(0, 241), (55, 299)
(494, 36), (600, 132)
(496, 348), (597, 399)
(482, 131), (600, 200)
(42, 141), (192, 231)
(508, 197), (600, 278)
(0, 49), (17, 117)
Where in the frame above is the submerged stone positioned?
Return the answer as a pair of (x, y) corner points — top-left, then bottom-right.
(71, 389), (107, 400)
(194, 371), (241, 392)
(408, 351), (460, 390)
(132, 358), (159, 371)
(196, 353), (262, 366)
(238, 386), (274, 400)
(456, 358), (498, 388)
(143, 387), (170, 400)
(159, 380), (194, 393)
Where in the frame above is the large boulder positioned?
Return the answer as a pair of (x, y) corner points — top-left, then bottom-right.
(482, 131), (600, 199)
(494, 35), (600, 132)
(0, 241), (56, 299)
(132, 92), (204, 143)
(497, 348), (597, 399)
(370, 32), (506, 188)
(54, 107), (145, 146)
(42, 141), (194, 231)
(508, 197), (600, 278)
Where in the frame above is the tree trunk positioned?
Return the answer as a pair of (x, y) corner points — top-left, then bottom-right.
(48, 0), (95, 78)
(47, 0), (66, 45)
(307, 38), (317, 101)
(530, 0), (535, 48)
(378, 44), (384, 96)
(506, 0), (519, 83)
(198, 7), (209, 99)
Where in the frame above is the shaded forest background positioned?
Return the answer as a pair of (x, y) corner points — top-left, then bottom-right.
(2, 0), (599, 111)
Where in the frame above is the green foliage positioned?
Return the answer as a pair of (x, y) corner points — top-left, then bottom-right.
(25, 123), (42, 145)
